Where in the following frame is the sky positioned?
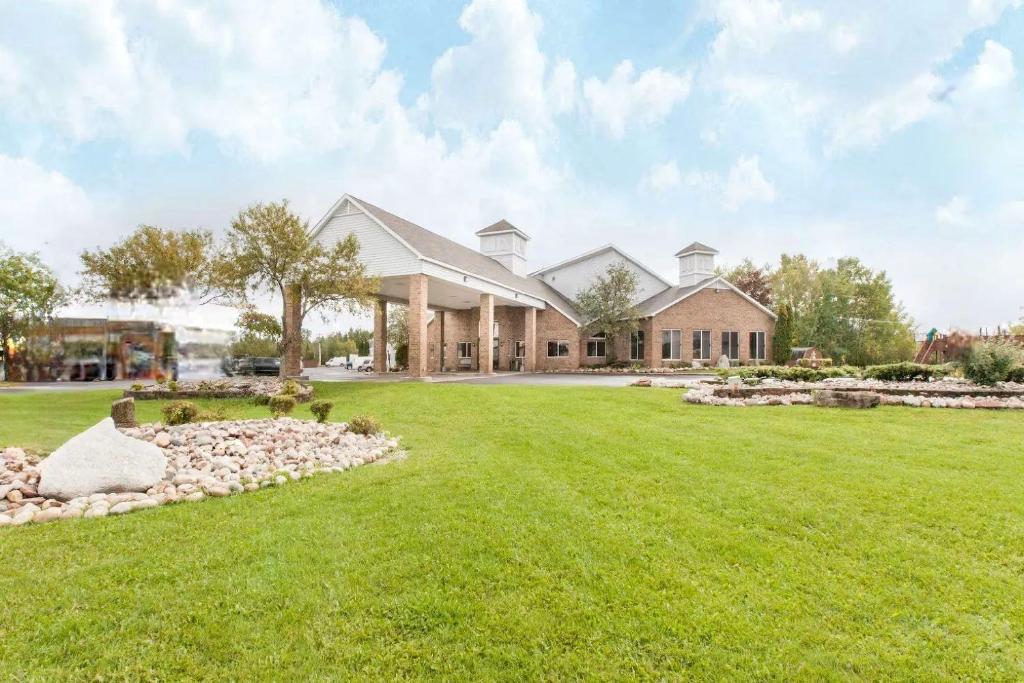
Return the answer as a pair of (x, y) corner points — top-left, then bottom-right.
(0, 0), (1022, 336)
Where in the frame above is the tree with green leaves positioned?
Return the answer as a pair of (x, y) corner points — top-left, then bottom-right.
(573, 261), (641, 364)
(208, 201), (379, 376)
(387, 304), (409, 368)
(229, 309), (282, 358)
(80, 225), (213, 303)
(719, 259), (774, 307)
(0, 246), (67, 381)
(772, 303), (794, 364)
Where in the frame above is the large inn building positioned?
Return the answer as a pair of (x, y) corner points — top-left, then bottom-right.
(311, 195), (777, 376)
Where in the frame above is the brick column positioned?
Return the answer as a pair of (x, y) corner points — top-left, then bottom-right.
(373, 298), (388, 373)
(524, 307), (537, 372)
(408, 274), (429, 378)
(645, 318), (658, 368)
(282, 283), (303, 377)
(478, 293), (494, 374)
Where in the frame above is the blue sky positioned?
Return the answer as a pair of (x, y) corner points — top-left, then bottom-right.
(0, 0), (1022, 334)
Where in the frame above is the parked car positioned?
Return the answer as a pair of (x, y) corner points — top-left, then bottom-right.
(356, 359), (374, 372)
(324, 356), (346, 367)
(235, 357), (281, 376)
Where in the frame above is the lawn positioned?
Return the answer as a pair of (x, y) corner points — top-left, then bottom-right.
(1, 382), (1023, 681)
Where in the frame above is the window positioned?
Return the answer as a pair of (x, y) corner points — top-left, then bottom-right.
(749, 331), (766, 360)
(586, 337), (606, 358)
(721, 331), (740, 360)
(547, 340), (570, 357)
(514, 341), (526, 358)
(457, 342), (473, 359)
(661, 329), (681, 360)
(692, 330), (711, 360)
(630, 331), (645, 361)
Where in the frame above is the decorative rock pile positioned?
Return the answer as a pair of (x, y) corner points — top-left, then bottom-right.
(0, 418), (399, 527)
(684, 383), (814, 407)
(683, 377), (1024, 409)
(127, 377), (314, 402)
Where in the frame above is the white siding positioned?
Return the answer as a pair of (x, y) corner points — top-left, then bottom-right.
(536, 248), (666, 303)
(316, 208), (421, 277)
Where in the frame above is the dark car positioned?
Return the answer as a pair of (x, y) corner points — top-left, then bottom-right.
(235, 357), (281, 376)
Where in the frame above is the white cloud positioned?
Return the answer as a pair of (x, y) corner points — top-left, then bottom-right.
(722, 155), (776, 211)
(640, 161), (682, 193)
(997, 200), (1024, 225)
(830, 25), (860, 55)
(709, 0), (822, 56)
(935, 195), (970, 226)
(961, 40), (1016, 95)
(0, 1), (399, 159)
(429, 0), (575, 132)
(678, 155), (776, 211)
(582, 60), (691, 138)
(830, 73), (947, 152)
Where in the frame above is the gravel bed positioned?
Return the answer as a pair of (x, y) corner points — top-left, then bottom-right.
(0, 418), (399, 527)
(684, 380), (1024, 408)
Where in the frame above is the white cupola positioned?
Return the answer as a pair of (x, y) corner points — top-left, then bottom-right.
(675, 242), (718, 287)
(476, 219), (530, 276)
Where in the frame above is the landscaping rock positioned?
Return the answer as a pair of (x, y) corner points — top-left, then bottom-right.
(812, 390), (881, 409)
(37, 418), (167, 501)
(110, 398), (137, 428)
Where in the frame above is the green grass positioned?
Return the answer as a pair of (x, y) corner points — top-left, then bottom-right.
(1, 383), (1023, 681)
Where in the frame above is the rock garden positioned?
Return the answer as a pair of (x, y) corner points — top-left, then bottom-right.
(125, 376), (314, 402)
(0, 403), (399, 527)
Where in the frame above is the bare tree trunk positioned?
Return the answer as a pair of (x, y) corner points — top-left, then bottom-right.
(281, 283), (303, 377)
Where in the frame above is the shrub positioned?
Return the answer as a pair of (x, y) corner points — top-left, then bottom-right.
(963, 341), (1023, 385)
(862, 362), (942, 382)
(281, 379), (302, 396)
(310, 400), (334, 423)
(162, 400), (199, 426)
(167, 380), (178, 392)
(716, 365), (860, 383)
(269, 394), (297, 417)
(251, 394), (271, 406)
(156, 376), (167, 385)
(130, 383), (144, 392)
(196, 406), (227, 422)
(1007, 366), (1024, 384)
(348, 415), (381, 436)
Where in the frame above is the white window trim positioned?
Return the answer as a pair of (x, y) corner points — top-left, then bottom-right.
(457, 342), (473, 359)
(661, 328), (682, 361)
(693, 329), (711, 361)
(586, 337), (607, 358)
(547, 340), (570, 358)
(750, 331), (766, 361)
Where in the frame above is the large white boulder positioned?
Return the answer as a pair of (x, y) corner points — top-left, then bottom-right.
(38, 418), (167, 501)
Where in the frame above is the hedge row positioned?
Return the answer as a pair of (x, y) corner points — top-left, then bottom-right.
(716, 362), (948, 383)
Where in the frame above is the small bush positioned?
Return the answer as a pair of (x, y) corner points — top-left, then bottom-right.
(162, 400), (199, 426)
(281, 379), (301, 396)
(269, 394), (297, 417)
(963, 341), (1023, 385)
(251, 394), (271, 406)
(130, 383), (144, 392)
(716, 365), (860, 383)
(348, 415), (381, 436)
(310, 400), (334, 423)
(156, 376), (167, 385)
(167, 380), (178, 392)
(862, 362), (942, 382)
(1007, 366), (1024, 383)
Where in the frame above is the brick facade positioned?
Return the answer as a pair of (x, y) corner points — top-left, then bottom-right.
(648, 288), (774, 367)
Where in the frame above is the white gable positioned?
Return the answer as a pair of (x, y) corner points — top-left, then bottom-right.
(314, 202), (420, 277)
(533, 246), (667, 304)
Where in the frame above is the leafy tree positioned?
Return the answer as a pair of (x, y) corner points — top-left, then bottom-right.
(387, 305), (408, 368)
(342, 327), (373, 355)
(80, 225), (212, 303)
(573, 261), (640, 363)
(229, 309), (282, 358)
(771, 254), (822, 344)
(719, 259), (773, 307)
(0, 246), (66, 381)
(772, 303), (794, 364)
(208, 201), (378, 376)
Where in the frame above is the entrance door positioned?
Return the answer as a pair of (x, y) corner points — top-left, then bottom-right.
(493, 337), (500, 371)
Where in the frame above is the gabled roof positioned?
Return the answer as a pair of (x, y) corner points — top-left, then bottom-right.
(674, 242), (719, 257)
(312, 195), (579, 324)
(475, 219), (530, 241)
(530, 243), (673, 288)
(636, 275), (778, 320)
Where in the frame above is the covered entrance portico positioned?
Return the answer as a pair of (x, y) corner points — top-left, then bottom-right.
(372, 272), (542, 378)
